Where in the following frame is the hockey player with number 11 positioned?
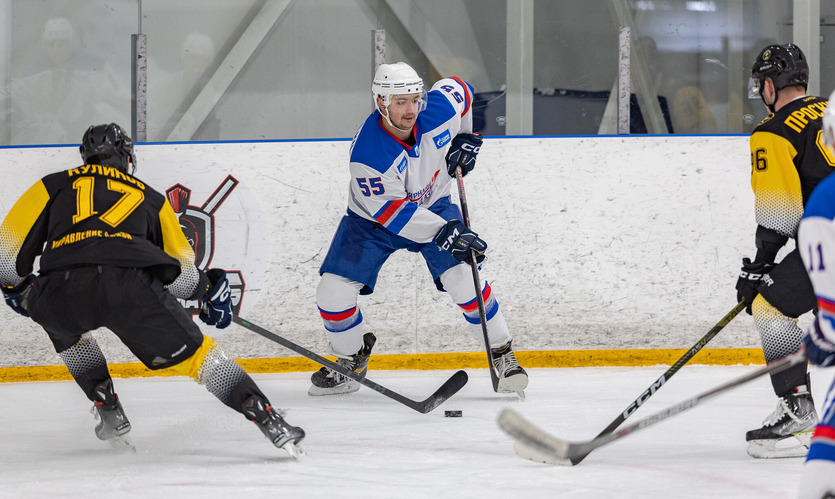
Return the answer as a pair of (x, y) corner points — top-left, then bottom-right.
(310, 62), (528, 396)
(797, 91), (835, 499)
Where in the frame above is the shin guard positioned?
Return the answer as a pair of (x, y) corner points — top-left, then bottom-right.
(170, 335), (267, 414)
(58, 333), (112, 403)
(752, 295), (808, 395)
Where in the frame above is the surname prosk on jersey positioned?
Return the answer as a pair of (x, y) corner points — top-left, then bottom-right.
(784, 97), (828, 133)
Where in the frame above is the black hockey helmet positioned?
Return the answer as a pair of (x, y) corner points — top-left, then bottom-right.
(79, 123), (136, 174)
(749, 43), (809, 96)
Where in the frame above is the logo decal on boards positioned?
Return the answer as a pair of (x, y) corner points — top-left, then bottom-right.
(166, 175), (246, 315)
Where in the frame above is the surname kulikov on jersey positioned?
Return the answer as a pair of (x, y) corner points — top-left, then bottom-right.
(10, 163), (185, 285)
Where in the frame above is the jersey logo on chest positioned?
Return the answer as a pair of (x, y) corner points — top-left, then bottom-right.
(434, 130), (451, 149)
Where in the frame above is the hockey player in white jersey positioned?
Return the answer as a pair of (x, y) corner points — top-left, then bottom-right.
(797, 90), (835, 499)
(310, 62), (528, 396)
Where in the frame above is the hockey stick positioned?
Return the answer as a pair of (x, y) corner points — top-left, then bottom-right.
(233, 316), (469, 414)
(454, 166), (500, 392)
(498, 349), (806, 466)
(555, 300), (745, 465)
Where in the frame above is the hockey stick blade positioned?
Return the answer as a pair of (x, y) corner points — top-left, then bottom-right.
(233, 316), (468, 413)
(497, 349), (806, 465)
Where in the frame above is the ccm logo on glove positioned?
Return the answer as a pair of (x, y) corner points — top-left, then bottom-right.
(445, 133), (483, 178)
(199, 268), (233, 329)
(433, 220), (487, 263)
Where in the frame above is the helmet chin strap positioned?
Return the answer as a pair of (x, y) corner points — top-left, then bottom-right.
(761, 88), (778, 114)
(380, 105), (413, 134)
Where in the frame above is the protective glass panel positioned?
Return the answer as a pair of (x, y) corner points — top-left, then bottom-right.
(0, 0), (823, 144)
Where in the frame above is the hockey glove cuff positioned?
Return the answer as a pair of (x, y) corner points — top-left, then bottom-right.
(433, 220), (487, 263)
(199, 268), (232, 329)
(735, 257), (774, 315)
(445, 133), (482, 178)
(803, 320), (835, 367)
(2, 274), (36, 318)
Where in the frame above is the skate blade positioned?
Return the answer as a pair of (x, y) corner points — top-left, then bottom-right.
(497, 373), (529, 395)
(281, 441), (306, 460)
(106, 434), (136, 453)
(307, 381), (361, 396)
(746, 433), (811, 458)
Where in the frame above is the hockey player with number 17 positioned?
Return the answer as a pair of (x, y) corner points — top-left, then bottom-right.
(0, 123), (304, 457)
(310, 62), (528, 396)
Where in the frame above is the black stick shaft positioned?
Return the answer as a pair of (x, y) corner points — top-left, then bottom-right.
(598, 300), (745, 435)
(454, 166), (499, 391)
(233, 316), (468, 413)
(570, 300), (746, 464)
(586, 348), (806, 453)
(500, 348), (805, 466)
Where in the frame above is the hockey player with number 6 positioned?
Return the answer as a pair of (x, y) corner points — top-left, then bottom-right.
(737, 43), (829, 459)
(797, 90), (835, 499)
(0, 123), (305, 457)
(311, 62), (528, 396)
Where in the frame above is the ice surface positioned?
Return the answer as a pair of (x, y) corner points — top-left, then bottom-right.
(0, 364), (824, 498)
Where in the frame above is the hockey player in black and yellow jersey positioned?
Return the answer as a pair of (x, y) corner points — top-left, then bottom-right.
(736, 44), (830, 459)
(0, 123), (304, 457)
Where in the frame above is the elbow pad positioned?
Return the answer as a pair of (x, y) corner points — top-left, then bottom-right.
(182, 268), (210, 301)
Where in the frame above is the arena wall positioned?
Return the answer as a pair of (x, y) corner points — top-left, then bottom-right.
(0, 136), (782, 371)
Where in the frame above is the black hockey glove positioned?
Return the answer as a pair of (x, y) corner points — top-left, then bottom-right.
(735, 257), (774, 315)
(445, 133), (482, 178)
(199, 268), (232, 329)
(1, 274), (36, 317)
(433, 220), (487, 263)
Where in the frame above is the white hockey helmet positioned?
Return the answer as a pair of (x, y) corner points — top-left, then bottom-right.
(824, 89), (835, 153)
(372, 62), (427, 112)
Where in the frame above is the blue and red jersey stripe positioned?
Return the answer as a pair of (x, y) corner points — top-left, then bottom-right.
(373, 198), (418, 234)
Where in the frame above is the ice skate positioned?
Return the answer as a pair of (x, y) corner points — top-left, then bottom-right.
(242, 395), (306, 459)
(309, 333), (376, 396)
(91, 380), (134, 452)
(492, 340), (528, 396)
(746, 387), (817, 458)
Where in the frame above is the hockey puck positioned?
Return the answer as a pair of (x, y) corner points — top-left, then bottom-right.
(444, 410), (462, 418)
